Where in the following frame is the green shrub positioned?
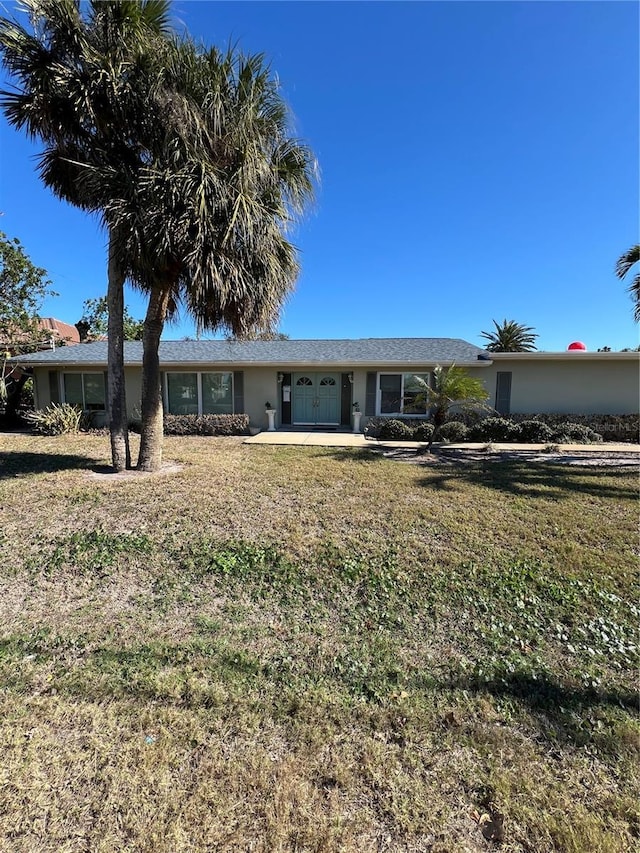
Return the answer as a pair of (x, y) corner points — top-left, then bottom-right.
(438, 421), (468, 442)
(514, 420), (555, 443)
(163, 413), (250, 436)
(378, 419), (414, 440)
(200, 414), (250, 436)
(469, 417), (518, 442)
(365, 417), (429, 438)
(26, 403), (82, 435)
(412, 422), (435, 442)
(509, 413), (638, 442)
(551, 423), (603, 444)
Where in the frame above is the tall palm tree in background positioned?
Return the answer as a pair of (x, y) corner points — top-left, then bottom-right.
(0, 0), (172, 471)
(615, 245), (640, 323)
(413, 365), (489, 449)
(480, 319), (538, 352)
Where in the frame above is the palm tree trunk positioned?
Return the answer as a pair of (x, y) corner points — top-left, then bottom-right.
(107, 235), (131, 472)
(427, 408), (447, 451)
(137, 286), (171, 472)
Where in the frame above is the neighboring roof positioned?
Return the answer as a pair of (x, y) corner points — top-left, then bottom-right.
(11, 337), (490, 368)
(1, 317), (80, 351)
(38, 318), (81, 344)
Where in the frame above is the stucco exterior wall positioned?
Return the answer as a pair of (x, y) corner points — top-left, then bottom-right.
(242, 367), (280, 429)
(481, 358), (640, 415)
(125, 368), (142, 418)
(32, 368), (49, 409)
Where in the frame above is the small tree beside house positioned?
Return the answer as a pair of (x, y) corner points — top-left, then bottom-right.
(412, 364), (490, 449)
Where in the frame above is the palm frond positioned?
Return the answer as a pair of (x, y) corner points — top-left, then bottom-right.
(629, 273), (640, 323)
(615, 245), (640, 280)
(614, 245), (640, 322)
(2, 3), (316, 341)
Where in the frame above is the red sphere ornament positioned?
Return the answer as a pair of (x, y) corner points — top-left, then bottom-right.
(567, 341), (587, 351)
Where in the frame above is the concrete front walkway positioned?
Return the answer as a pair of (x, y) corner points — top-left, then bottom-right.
(245, 430), (372, 447)
(244, 431), (640, 453)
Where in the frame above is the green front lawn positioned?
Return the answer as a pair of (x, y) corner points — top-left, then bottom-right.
(0, 434), (638, 852)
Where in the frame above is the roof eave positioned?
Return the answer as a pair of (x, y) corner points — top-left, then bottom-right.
(490, 351), (639, 360)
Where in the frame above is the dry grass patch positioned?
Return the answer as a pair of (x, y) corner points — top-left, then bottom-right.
(0, 433), (638, 852)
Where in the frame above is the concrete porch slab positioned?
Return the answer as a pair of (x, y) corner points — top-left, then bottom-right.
(244, 430), (376, 447)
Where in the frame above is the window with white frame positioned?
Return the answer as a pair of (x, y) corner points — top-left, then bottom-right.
(63, 373), (106, 411)
(378, 373), (430, 416)
(165, 372), (233, 415)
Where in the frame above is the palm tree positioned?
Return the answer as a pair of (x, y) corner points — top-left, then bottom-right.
(2, 5), (316, 473)
(0, 0), (172, 471)
(103, 43), (316, 471)
(413, 365), (489, 449)
(615, 245), (640, 322)
(480, 319), (538, 352)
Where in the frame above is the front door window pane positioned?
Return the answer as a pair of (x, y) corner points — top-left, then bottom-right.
(380, 374), (402, 414)
(64, 373), (84, 407)
(202, 372), (233, 414)
(167, 373), (198, 414)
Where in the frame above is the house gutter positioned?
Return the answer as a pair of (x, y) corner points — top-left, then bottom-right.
(489, 352), (639, 361)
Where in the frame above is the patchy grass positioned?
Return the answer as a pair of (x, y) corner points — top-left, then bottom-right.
(0, 433), (638, 852)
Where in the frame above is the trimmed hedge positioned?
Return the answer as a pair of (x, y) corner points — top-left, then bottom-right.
(513, 420), (555, 443)
(413, 422), (435, 442)
(364, 417), (434, 441)
(363, 413), (623, 444)
(468, 417), (603, 444)
(378, 419), (414, 440)
(162, 414), (250, 436)
(438, 421), (468, 442)
(468, 417), (518, 443)
(509, 413), (638, 443)
(550, 422), (602, 444)
(364, 417), (428, 439)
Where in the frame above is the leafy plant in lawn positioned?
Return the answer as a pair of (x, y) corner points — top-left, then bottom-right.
(25, 403), (83, 435)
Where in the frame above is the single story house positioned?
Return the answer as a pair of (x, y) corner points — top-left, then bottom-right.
(11, 337), (640, 430)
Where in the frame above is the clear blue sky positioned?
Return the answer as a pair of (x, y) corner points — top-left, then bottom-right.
(1, 1), (638, 351)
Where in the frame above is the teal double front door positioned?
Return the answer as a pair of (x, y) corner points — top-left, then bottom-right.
(292, 372), (340, 425)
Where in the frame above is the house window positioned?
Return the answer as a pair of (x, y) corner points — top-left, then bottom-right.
(166, 372), (234, 415)
(202, 372), (233, 414)
(63, 373), (106, 411)
(378, 373), (430, 416)
(167, 373), (199, 415)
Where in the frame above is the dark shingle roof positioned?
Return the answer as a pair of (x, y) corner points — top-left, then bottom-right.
(13, 337), (487, 367)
